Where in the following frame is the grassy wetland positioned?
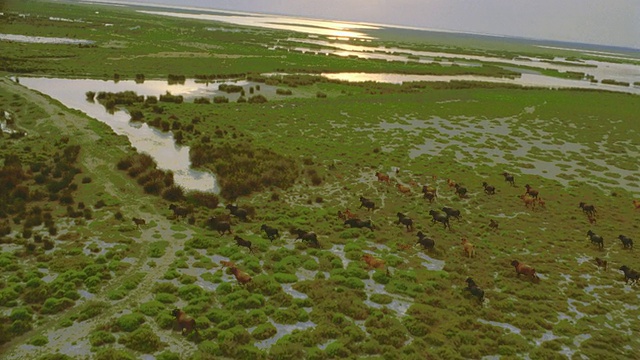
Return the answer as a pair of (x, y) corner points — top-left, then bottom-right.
(1, 0), (640, 359)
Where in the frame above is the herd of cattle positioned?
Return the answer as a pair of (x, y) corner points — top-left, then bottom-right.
(162, 169), (640, 337)
(161, 170), (639, 307)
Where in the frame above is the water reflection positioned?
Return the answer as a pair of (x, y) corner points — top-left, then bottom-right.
(139, 10), (377, 40)
(0, 33), (94, 45)
(291, 38), (640, 87)
(17, 77), (219, 193)
(322, 72), (640, 95)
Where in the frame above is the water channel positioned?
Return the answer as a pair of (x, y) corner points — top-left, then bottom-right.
(16, 77), (221, 193)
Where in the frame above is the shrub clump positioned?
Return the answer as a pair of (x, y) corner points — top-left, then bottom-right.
(89, 330), (116, 346)
(119, 325), (164, 353)
(248, 95), (267, 103)
(276, 88), (292, 95)
(115, 312), (146, 332)
(218, 84), (243, 93)
(189, 143), (298, 200)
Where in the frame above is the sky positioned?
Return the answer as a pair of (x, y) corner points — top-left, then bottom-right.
(108, 0), (639, 49)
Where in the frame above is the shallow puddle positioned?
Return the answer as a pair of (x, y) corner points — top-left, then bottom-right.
(362, 279), (412, 316)
(38, 268), (58, 284)
(82, 239), (118, 256)
(281, 283), (308, 299)
(477, 318), (521, 334)
(533, 330), (559, 346)
(254, 319), (316, 349)
(414, 252), (445, 271)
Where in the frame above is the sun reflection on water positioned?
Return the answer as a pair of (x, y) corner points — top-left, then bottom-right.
(138, 10), (378, 40)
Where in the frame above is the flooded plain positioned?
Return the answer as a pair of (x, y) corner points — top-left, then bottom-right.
(3, 3), (640, 359)
(16, 75), (640, 196)
(0, 33), (95, 45)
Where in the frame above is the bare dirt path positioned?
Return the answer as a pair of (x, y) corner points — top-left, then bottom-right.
(0, 78), (199, 358)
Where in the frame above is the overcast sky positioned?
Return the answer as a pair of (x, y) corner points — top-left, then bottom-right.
(117, 0), (639, 49)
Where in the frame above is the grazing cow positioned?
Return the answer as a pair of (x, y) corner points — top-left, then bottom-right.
(465, 277), (485, 303)
(502, 172), (515, 186)
(206, 217), (232, 235)
(423, 191), (436, 203)
(226, 204), (249, 222)
(520, 194), (536, 209)
(482, 182), (496, 195)
(220, 260), (236, 268)
(511, 260), (539, 281)
(587, 230), (604, 249)
(461, 238), (475, 258)
(633, 200), (640, 210)
(229, 266), (252, 285)
(359, 196), (375, 211)
(619, 265), (640, 285)
(442, 207), (461, 220)
(618, 235), (633, 249)
(234, 235), (254, 253)
(396, 183), (411, 194)
(260, 224), (279, 241)
(447, 178), (456, 189)
(375, 171), (391, 184)
(489, 219), (499, 231)
(587, 213), (597, 224)
(396, 212), (414, 231)
(344, 218), (374, 231)
(362, 254), (385, 270)
(537, 197), (546, 209)
(397, 243), (413, 251)
(524, 184), (539, 199)
(579, 202), (597, 217)
(132, 217), (146, 229)
(454, 184), (468, 198)
(416, 231), (435, 251)
(169, 204), (189, 219)
(337, 208), (358, 221)
(422, 185), (437, 203)
(343, 208), (357, 219)
(293, 229), (320, 247)
(429, 210), (451, 230)
(594, 257), (608, 271)
(172, 309), (198, 336)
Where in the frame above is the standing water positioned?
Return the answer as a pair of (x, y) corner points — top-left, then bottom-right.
(17, 77), (220, 193)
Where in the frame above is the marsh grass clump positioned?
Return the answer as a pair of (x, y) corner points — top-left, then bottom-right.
(114, 312), (146, 332)
(248, 95), (267, 104)
(40, 297), (74, 314)
(28, 335), (48, 346)
(276, 88), (292, 95)
(119, 325), (165, 353)
(186, 191), (219, 209)
(190, 142), (298, 200)
(159, 92), (183, 104)
(214, 96), (229, 104)
(219, 84), (243, 93)
(77, 301), (109, 321)
(89, 330), (116, 346)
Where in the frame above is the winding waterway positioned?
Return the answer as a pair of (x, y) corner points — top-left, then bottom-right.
(17, 77), (220, 193)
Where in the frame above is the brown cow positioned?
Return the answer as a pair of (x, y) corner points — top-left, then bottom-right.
(375, 172), (390, 184)
(396, 183), (411, 194)
(511, 260), (539, 281)
(362, 254), (385, 270)
(172, 309), (198, 336)
(461, 238), (475, 258)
